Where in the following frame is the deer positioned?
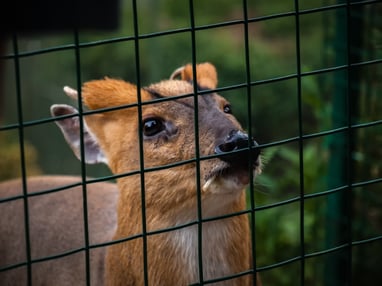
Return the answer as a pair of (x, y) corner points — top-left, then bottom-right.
(0, 62), (262, 286)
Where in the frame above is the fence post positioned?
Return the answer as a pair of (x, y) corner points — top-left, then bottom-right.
(325, 1), (363, 285)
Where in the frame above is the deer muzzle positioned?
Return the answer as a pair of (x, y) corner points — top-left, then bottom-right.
(214, 130), (260, 166)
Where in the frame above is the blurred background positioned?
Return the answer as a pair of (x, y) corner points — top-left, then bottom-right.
(1, 0), (381, 285)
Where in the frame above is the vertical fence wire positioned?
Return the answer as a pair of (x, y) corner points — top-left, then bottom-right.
(241, 0), (259, 283)
(293, 1), (306, 285)
(73, 29), (92, 286)
(188, 1), (205, 284)
(344, 2), (354, 285)
(343, 0), (360, 284)
(12, 33), (32, 286)
(132, 1), (150, 285)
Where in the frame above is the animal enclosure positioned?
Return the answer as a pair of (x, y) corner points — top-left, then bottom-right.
(1, 0), (382, 285)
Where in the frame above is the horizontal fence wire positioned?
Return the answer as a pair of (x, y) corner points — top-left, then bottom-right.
(1, 0), (382, 285)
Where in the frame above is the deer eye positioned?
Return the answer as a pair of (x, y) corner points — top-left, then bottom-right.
(142, 117), (165, 137)
(223, 104), (232, 114)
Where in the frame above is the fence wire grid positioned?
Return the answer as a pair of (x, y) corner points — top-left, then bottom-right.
(1, 0), (382, 285)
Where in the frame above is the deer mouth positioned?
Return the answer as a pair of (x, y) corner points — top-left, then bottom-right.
(202, 131), (261, 194)
(202, 157), (261, 194)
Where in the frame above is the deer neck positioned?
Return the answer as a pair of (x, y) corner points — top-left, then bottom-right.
(169, 195), (252, 284)
(109, 174), (251, 285)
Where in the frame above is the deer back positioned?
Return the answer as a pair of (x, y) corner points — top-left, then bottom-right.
(0, 176), (118, 286)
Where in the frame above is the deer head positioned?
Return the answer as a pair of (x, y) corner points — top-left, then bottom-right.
(51, 62), (261, 223)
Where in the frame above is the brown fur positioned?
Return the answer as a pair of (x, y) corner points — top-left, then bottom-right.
(0, 176), (118, 286)
(0, 63), (262, 285)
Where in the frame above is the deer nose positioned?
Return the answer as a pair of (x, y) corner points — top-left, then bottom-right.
(214, 130), (260, 164)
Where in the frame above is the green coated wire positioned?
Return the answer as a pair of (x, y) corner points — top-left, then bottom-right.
(12, 33), (33, 286)
(131, 0), (150, 285)
(293, 0), (306, 285)
(241, 0), (259, 283)
(188, 0), (205, 284)
(73, 29), (92, 286)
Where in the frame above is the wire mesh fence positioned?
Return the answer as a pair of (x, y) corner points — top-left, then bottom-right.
(1, 0), (382, 285)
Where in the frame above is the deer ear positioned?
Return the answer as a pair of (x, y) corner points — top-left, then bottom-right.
(50, 104), (107, 165)
(170, 62), (218, 90)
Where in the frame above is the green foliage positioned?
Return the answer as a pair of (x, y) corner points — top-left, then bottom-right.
(0, 130), (41, 181)
(251, 140), (328, 285)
